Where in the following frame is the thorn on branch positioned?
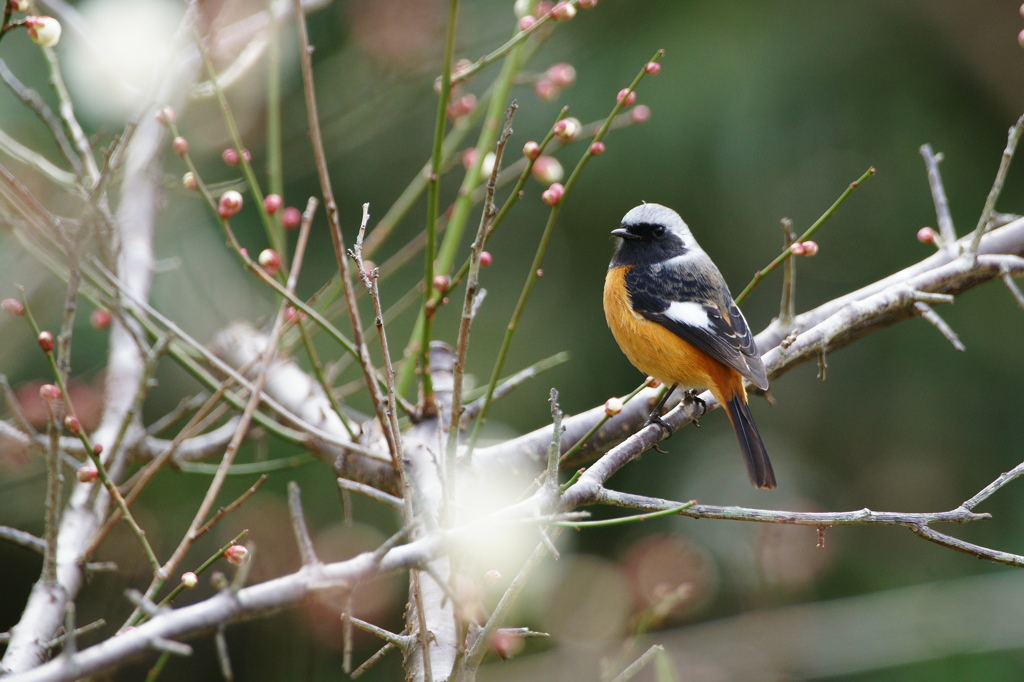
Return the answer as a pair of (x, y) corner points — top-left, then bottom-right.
(919, 143), (957, 246)
(913, 301), (965, 351)
(967, 113), (1024, 261)
(288, 481), (320, 566)
(1000, 265), (1024, 311)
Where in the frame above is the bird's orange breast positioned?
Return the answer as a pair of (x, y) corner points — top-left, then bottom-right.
(603, 265), (740, 400)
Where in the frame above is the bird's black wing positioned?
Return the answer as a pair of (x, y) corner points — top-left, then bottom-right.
(625, 264), (768, 390)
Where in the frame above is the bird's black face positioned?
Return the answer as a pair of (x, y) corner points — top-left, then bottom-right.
(610, 221), (688, 267)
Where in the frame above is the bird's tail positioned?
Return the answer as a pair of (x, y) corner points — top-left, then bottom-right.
(724, 395), (776, 489)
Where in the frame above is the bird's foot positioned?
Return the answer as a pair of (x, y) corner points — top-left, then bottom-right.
(683, 390), (707, 417)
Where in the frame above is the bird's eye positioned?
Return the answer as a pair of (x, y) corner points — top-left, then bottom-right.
(652, 225), (667, 238)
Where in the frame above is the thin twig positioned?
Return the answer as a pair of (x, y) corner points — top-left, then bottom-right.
(912, 302), (965, 351)
(778, 218), (796, 325)
(967, 114), (1024, 260)
(447, 101), (517, 479)
(336, 477), (404, 510)
(461, 351), (570, 420)
(351, 641), (396, 678)
(352, 204), (405, 474)
(545, 389), (563, 490)
(287, 481), (320, 566)
(1000, 264), (1024, 310)
(194, 475), (268, 538)
(609, 645), (667, 682)
(292, 0), (399, 465)
(919, 144), (956, 246)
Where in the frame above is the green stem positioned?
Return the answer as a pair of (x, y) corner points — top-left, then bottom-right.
(194, 29), (285, 261)
(550, 502), (695, 528)
(265, 0), (284, 200)
(735, 166), (875, 305)
(397, 31), (527, 397)
(420, 0), (462, 413)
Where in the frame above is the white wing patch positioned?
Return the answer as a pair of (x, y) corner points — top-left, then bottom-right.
(664, 301), (713, 330)
(661, 250), (707, 270)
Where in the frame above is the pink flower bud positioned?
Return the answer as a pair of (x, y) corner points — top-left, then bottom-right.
(1, 298), (24, 316)
(518, 15), (536, 31)
(523, 141), (541, 160)
(1019, 28), (1024, 48)
(479, 251), (493, 267)
(604, 396), (623, 417)
(490, 629), (524, 660)
(578, 0), (598, 7)
(630, 104), (652, 124)
(76, 465), (98, 483)
(647, 377), (661, 389)
(790, 242), (805, 256)
(224, 544), (248, 565)
(483, 568), (502, 585)
(533, 78), (559, 102)
(541, 182), (564, 206)
(218, 190), (243, 219)
(25, 16), (61, 47)
(546, 62), (576, 89)
(221, 148), (240, 166)
(37, 331), (55, 352)
(553, 117), (581, 141)
(589, 141), (606, 155)
(917, 226), (937, 244)
(64, 415), (81, 434)
(9, 0), (29, 12)
(91, 309), (112, 330)
(263, 194), (283, 215)
(644, 62), (661, 76)
(172, 136), (189, 156)
(181, 572), (198, 588)
(432, 274), (450, 292)
(536, 268), (544, 278)
(531, 156), (564, 184)
(461, 147), (478, 170)
(281, 206), (302, 230)
(616, 88), (637, 107)
(285, 306), (307, 323)
(447, 93), (477, 120)
(182, 172), (197, 191)
(39, 383), (61, 402)
(155, 106), (175, 126)
(536, 1), (554, 15)
(93, 443), (103, 456)
(551, 2), (576, 21)
(258, 249), (281, 276)
(800, 240), (819, 256)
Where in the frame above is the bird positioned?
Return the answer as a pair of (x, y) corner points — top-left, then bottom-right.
(603, 202), (776, 488)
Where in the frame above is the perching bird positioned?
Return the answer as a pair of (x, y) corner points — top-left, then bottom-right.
(603, 203), (776, 488)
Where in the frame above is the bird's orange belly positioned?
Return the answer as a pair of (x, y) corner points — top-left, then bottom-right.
(604, 266), (728, 393)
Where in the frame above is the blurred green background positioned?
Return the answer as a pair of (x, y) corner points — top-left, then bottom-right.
(3, 0), (1024, 679)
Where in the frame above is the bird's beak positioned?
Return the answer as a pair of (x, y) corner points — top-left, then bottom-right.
(611, 227), (637, 239)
